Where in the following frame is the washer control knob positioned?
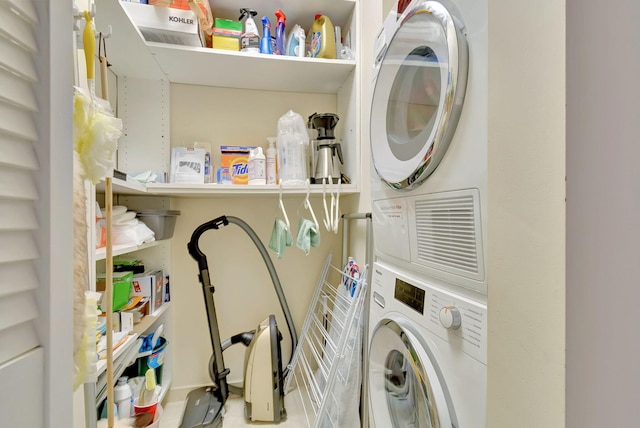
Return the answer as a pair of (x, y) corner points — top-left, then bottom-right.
(439, 306), (462, 330)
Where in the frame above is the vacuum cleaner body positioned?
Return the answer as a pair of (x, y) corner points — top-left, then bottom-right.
(244, 315), (286, 423)
(184, 216), (297, 427)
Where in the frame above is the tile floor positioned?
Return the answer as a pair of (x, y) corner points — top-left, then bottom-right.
(159, 394), (309, 428)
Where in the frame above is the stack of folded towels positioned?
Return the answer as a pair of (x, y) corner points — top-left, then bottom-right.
(98, 205), (155, 246)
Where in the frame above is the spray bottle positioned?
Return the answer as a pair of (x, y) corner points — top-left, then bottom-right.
(239, 8), (260, 53)
(260, 16), (273, 54)
(274, 9), (286, 55)
(266, 137), (277, 184)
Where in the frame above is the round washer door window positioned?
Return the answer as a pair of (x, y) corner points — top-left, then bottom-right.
(368, 318), (456, 428)
(371, 1), (468, 190)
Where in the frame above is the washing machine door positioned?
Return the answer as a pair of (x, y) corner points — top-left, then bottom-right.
(371, 1), (468, 190)
(369, 318), (456, 428)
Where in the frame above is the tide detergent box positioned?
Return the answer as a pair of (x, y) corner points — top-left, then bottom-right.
(220, 146), (256, 184)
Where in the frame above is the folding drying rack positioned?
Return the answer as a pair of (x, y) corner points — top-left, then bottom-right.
(284, 213), (372, 428)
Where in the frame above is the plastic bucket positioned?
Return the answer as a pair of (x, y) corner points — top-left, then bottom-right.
(136, 337), (168, 384)
(136, 210), (181, 240)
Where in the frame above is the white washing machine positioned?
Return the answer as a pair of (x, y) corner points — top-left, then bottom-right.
(369, 0), (488, 294)
(368, 260), (487, 427)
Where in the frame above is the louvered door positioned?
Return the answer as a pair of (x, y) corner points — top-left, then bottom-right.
(0, 1), (73, 427)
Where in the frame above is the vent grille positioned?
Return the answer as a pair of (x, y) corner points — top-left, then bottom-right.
(415, 194), (482, 279)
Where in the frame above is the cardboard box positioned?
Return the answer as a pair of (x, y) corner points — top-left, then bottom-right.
(220, 146), (255, 184)
(132, 270), (165, 313)
(211, 35), (240, 51)
(213, 18), (242, 35)
(96, 271), (133, 312)
(122, 2), (202, 47)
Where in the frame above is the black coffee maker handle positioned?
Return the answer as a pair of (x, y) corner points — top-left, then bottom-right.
(335, 144), (343, 165)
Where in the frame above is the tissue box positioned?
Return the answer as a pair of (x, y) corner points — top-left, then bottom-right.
(121, 2), (202, 47)
(132, 270), (166, 313)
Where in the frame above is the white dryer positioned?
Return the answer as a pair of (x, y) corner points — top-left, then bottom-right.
(368, 260), (487, 428)
(369, 0), (488, 294)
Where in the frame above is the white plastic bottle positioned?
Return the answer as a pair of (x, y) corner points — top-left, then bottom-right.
(266, 138), (277, 184)
(248, 147), (266, 185)
(114, 376), (132, 419)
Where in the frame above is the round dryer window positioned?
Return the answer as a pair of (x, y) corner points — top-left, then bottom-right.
(368, 319), (456, 427)
(371, 1), (469, 190)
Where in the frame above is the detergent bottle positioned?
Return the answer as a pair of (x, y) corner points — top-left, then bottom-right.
(310, 14), (336, 59)
(239, 8), (260, 53)
(260, 16), (273, 54)
(274, 9), (286, 55)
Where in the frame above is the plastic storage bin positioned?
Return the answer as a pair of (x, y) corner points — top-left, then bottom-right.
(136, 210), (181, 240)
(128, 336), (168, 385)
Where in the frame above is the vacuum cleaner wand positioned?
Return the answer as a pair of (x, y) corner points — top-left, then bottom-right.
(187, 215), (231, 404)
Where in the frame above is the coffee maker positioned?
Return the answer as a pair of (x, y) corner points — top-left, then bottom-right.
(308, 112), (342, 184)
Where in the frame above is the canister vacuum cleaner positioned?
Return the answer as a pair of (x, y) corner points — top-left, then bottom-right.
(180, 215), (298, 427)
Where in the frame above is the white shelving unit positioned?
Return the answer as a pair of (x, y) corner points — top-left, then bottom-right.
(84, 1), (362, 426)
(95, 240), (160, 260)
(97, 0), (357, 93)
(95, 0), (361, 197)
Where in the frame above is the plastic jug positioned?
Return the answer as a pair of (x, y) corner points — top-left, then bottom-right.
(310, 14), (336, 59)
(276, 110), (309, 184)
(114, 376), (132, 419)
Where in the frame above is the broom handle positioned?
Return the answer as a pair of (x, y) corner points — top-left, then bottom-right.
(86, 12), (114, 427)
(100, 55), (108, 100)
(99, 54), (115, 426)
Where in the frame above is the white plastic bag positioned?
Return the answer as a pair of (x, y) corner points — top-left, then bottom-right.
(276, 109), (309, 184)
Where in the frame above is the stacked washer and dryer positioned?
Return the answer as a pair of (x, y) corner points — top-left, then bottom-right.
(367, 0), (487, 427)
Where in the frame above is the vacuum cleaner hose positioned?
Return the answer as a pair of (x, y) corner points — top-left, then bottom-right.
(224, 216), (299, 368)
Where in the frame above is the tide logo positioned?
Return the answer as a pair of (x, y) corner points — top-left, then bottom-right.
(230, 158), (249, 184)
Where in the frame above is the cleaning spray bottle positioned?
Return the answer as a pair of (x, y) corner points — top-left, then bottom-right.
(274, 9), (286, 55)
(260, 16), (273, 54)
(266, 137), (277, 184)
(239, 8), (260, 53)
(310, 14), (336, 59)
(286, 24), (306, 57)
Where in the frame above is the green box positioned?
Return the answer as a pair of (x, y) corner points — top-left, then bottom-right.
(97, 271), (133, 312)
(213, 18), (242, 37)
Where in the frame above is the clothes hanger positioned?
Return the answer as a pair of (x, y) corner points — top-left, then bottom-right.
(332, 179), (341, 234)
(302, 179), (319, 229)
(278, 180), (290, 230)
(322, 177), (333, 232)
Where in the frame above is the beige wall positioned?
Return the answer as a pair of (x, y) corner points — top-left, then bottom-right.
(167, 85), (346, 395)
(487, 1), (565, 427)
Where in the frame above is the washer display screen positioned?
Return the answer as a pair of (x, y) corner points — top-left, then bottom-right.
(395, 278), (426, 314)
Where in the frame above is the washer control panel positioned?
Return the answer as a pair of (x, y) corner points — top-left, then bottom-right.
(373, 261), (487, 364)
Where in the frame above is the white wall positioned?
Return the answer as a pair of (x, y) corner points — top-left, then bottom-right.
(487, 1), (566, 427)
(566, 2), (640, 427)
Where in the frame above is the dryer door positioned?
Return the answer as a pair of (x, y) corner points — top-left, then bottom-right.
(368, 318), (456, 428)
(371, 1), (468, 190)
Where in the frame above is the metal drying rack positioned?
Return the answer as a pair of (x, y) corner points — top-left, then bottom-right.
(284, 213), (372, 428)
